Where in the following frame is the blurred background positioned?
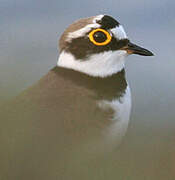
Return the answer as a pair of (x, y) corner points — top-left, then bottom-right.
(0, 0), (175, 179)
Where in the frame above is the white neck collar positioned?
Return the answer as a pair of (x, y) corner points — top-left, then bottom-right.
(57, 50), (127, 78)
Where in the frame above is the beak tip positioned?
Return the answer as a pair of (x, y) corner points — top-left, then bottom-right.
(147, 51), (154, 56)
(127, 42), (154, 57)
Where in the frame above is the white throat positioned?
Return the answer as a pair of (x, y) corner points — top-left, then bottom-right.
(57, 50), (128, 77)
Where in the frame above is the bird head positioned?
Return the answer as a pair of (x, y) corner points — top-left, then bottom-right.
(57, 15), (153, 77)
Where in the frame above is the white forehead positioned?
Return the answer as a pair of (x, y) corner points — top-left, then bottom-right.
(67, 15), (104, 42)
(111, 25), (127, 40)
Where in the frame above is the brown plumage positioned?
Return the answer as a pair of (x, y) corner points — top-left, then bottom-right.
(0, 66), (127, 179)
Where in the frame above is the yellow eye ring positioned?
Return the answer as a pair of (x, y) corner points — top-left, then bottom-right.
(89, 28), (112, 46)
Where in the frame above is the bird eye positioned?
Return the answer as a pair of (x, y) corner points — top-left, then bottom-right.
(89, 28), (112, 46)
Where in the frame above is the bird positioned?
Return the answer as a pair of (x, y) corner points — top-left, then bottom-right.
(0, 15), (153, 180)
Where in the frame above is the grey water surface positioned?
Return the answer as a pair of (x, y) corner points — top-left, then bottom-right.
(0, 0), (175, 179)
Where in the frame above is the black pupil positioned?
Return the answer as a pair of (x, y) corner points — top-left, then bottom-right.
(93, 31), (107, 43)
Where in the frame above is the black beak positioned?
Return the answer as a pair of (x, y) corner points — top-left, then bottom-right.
(123, 42), (154, 56)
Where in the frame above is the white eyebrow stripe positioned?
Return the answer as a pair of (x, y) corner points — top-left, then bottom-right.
(66, 15), (104, 42)
(111, 25), (127, 40)
(93, 14), (104, 23)
(67, 23), (100, 42)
